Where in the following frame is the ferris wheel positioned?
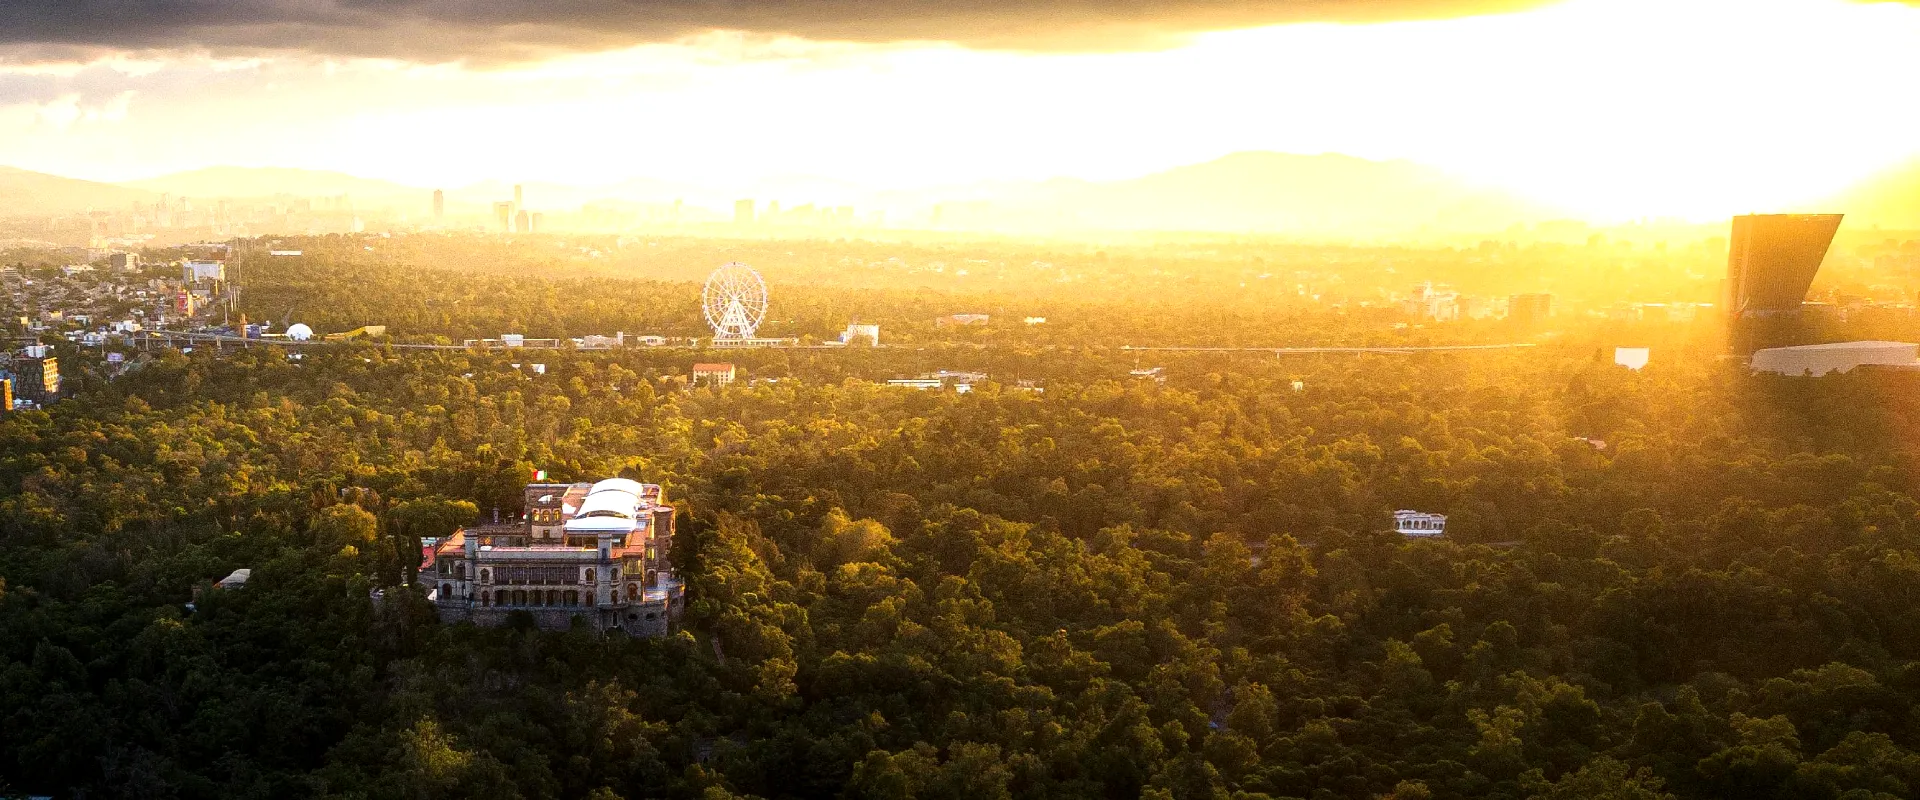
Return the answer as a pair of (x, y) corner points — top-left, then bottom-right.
(701, 262), (768, 340)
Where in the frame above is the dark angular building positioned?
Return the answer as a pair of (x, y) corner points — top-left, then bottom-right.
(1725, 214), (1844, 354)
(1725, 213), (1843, 319)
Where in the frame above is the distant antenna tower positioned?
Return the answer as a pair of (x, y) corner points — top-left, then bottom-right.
(701, 262), (768, 340)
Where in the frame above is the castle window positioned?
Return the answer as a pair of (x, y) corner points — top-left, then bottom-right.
(585, 568), (595, 583)
(480, 568), (490, 583)
(441, 583), (451, 599)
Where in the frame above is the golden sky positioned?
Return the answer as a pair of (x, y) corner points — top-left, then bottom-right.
(3, 0), (1918, 222)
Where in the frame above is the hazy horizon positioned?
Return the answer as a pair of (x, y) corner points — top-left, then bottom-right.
(6, 0), (1920, 225)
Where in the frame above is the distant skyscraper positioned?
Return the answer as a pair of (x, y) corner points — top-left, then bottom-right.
(513, 184), (524, 211)
(734, 199), (755, 225)
(1725, 214), (1843, 319)
(515, 209), (531, 234)
(528, 212), (544, 234)
(493, 201), (514, 232)
(432, 189), (445, 220)
(1508, 293), (1552, 326)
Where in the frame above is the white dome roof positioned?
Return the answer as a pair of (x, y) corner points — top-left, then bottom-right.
(286, 323), (314, 340)
(567, 479), (647, 533)
(587, 478), (646, 497)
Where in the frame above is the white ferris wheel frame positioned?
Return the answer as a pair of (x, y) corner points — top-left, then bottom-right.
(701, 262), (769, 339)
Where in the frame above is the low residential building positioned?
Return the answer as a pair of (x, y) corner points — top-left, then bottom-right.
(1404, 282), (1460, 322)
(936, 314), (990, 327)
(1751, 341), (1919, 377)
(841, 323), (880, 346)
(692, 362), (737, 387)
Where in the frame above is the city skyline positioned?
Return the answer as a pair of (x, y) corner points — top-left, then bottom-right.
(3, 0), (1920, 223)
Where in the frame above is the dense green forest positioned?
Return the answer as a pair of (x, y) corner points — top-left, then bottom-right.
(7, 238), (1920, 799)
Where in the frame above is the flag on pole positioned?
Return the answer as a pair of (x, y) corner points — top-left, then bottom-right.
(534, 469), (548, 481)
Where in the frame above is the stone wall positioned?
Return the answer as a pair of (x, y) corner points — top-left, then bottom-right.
(434, 594), (684, 636)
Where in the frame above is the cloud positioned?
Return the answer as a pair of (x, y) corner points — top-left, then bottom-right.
(19, 90), (135, 130)
(0, 0), (1549, 64)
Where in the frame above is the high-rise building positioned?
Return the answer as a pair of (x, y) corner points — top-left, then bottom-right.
(1508, 293), (1553, 326)
(528, 212), (544, 234)
(1725, 214), (1843, 319)
(15, 356), (59, 404)
(432, 189), (445, 220)
(734, 199), (755, 225)
(513, 184), (525, 211)
(514, 210), (531, 234)
(493, 202), (514, 232)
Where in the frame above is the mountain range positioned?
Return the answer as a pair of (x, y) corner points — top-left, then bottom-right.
(0, 166), (156, 217)
(4, 152), (1917, 235)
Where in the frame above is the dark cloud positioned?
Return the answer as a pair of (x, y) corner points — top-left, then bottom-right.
(0, 0), (1548, 64)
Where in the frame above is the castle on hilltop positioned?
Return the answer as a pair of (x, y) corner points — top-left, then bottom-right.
(428, 478), (684, 634)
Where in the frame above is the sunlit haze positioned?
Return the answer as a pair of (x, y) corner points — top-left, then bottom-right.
(16, 1), (1920, 797)
(3, 0), (1918, 223)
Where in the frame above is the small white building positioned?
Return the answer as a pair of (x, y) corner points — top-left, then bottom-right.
(216, 568), (252, 589)
(1404, 282), (1460, 322)
(1393, 510), (1447, 538)
(1614, 347), (1650, 371)
(1751, 341), (1919, 377)
(842, 323), (880, 346)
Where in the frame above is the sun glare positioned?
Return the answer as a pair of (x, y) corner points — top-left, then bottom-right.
(4, 0), (1917, 224)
